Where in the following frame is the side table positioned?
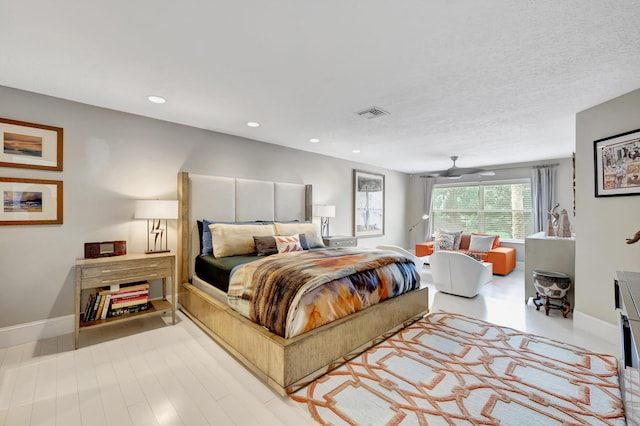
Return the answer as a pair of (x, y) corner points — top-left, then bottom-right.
(323, 236), (357, 248)
(74, 252), (176, 348)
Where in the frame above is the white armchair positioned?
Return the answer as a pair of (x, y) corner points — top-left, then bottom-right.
(429, 251), (492, 297)
(376, 245), (427, 270)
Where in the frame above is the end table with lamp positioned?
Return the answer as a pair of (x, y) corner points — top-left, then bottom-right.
(74, 199), (178, 348)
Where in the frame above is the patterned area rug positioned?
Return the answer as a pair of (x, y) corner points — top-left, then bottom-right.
(291, 312), (625, 425)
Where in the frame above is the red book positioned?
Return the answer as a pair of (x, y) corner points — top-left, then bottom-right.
(110, 289), (149, 300)
(110, 295), (149, 309)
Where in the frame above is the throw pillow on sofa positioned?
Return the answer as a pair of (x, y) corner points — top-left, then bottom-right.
(434, 233), (455, 250)
(437, 228), (463, 250)
(468, 234), (495, 253)
(465, 252), (483, 262)
(472, 232), (501, 249)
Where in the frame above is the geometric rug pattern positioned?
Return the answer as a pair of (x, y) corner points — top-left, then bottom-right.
(291, 312), (625, 425)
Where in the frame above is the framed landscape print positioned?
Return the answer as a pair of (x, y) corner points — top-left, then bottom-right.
(0, 118), (63, 171)
(353, 170), (385, 237)
(1, 177), (63, 225)
(594, 128), (640, 197)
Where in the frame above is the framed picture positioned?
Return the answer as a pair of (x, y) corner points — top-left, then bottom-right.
(594, 128), (640, 197)
(353, 170), (385, 237)
(0, 118), (63, 171)
(1, 177), (63, 225)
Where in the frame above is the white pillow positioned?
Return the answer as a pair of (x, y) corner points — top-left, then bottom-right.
(210, 223), (274, 257)
(468, 234), (495, 253)
(274, 234), (303, 253)
(273, 222), (324, 248)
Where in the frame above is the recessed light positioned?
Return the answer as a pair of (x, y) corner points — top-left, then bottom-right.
(147, 95), (166, 104)
(247, 122), (260, 128)
(309, 138), (320, 143)
(352, 149), (361, 154)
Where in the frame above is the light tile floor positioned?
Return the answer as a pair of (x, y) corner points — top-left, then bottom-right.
(0, 265), (619, 425)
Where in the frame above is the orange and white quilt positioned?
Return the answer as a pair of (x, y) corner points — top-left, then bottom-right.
(227, 248), (420, 338)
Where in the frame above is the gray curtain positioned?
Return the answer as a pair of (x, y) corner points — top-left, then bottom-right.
(422, 177), (436, 241)
(531, 166), (556, 233)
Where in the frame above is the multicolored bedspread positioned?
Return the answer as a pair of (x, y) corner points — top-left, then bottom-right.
(227, 248), (420, 338)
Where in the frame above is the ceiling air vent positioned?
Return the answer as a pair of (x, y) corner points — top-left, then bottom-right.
(355, 106), (389, 119)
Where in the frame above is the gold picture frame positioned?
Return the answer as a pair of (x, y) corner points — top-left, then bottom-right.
(0, 117), (63, 171)
(0, 177), (63, 225)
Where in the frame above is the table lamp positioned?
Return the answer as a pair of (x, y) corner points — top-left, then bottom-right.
(315, 205), (336, 237)
(134, 199), (179, 254)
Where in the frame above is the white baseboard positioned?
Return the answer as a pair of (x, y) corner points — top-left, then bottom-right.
(573, 309), (619, 346)
(0, 315), (74, 349)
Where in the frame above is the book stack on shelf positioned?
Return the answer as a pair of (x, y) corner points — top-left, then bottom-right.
(82, 282), (150, 322)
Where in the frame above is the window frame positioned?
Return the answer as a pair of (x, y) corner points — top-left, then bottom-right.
(430, 178), (532, 242)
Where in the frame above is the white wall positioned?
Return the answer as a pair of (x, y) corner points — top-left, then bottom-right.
(575, 88), (640, 326)
(0, 85), (409, 330)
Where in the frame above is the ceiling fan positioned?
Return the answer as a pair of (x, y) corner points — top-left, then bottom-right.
(421, 156), (495, 179)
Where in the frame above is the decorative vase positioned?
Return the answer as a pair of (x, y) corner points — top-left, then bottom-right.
(545, 219), (555, 237)
(556, 209), (571, 237)
(532, 270), (571, 299)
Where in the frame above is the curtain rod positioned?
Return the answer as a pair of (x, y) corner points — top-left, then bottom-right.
(463, 162), (561, 172)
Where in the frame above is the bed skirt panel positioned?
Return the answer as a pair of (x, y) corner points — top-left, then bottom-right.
(180, 281), (429, 395)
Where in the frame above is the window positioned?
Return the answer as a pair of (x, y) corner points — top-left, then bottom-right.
(431, 180), (532, 240)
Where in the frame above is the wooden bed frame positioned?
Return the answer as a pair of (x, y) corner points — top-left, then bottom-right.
(176, 172), (429, 395)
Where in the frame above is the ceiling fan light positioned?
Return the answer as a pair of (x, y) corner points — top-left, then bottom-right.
(478, 171), (496, 176)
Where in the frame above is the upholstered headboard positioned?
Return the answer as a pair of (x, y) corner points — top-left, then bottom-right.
(177, 172), (312, 284)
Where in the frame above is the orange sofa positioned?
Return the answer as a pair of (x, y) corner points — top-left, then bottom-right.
(416, 233), (516, 275)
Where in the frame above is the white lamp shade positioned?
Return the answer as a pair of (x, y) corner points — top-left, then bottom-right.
(315, 205), (336, 218)
(134, 200), (179, 219)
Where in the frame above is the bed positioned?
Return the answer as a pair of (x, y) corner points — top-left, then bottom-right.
(176, 172), (429, 395)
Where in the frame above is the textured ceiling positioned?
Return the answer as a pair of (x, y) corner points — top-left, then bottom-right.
(1, 1), (639, 174)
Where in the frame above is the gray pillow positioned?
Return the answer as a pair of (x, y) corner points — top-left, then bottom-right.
(253, 236), (277, 256)
(468, 234), (495, 253)
(297, 233), (310, 250)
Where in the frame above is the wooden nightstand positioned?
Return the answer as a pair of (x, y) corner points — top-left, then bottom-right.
(74, 252), (176, 349)
(323, 236), (358, 248)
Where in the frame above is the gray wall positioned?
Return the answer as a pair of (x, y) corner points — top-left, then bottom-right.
(0, 85), (409, 328)
(575, 88), (640, 325)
